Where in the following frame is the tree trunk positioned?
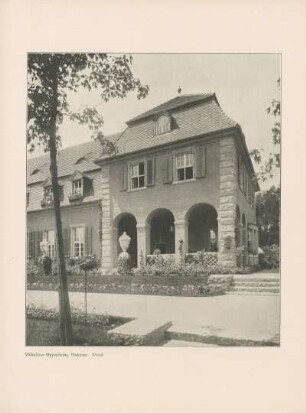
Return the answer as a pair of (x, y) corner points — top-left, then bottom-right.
(49, 61), (73, 345)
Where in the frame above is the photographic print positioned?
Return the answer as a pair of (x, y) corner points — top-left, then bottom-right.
(26, 53), (281, 347)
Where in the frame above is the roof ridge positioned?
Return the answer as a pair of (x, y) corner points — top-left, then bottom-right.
(126, 93), (215, 124)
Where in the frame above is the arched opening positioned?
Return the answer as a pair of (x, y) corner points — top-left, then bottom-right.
(187, 204), (218, 253)
(116, 213), (137, 267)
(148, 209), (175, 254)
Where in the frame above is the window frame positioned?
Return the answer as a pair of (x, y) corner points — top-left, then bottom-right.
(128, 160), (146, 191)
(174, 151), (195, 183)
(71, 225), (85, 257)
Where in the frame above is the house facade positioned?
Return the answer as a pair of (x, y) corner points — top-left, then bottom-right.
(27, 93), (259, 271)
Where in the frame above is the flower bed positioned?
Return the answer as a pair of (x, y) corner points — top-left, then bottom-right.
(27, 274), (226, 297)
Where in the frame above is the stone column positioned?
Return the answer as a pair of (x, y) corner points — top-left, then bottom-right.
(218, 137), (238, 268)
(136, 223), (150, 267)
(174, 219), (188, 262)
(101, 165), (112, 274)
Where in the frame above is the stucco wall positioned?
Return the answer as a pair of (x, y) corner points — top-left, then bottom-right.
(109, 139), (220, 225)
(27, 202), (101, 257)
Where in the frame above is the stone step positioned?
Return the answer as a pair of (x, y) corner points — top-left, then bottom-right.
(232, 281), (280, 287)
(233, 276), (280, 282)
(107, 318), (172, 346)
(226, 291), (279, 296)
(163, 339), (218, 347)
(228, 286), (279, 293)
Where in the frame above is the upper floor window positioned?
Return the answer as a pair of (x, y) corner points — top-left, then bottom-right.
(155, 114), (171, 135)
(176, 152), (194, 182)
(130, 162), (145, 189)
(72, 179), (83, 195)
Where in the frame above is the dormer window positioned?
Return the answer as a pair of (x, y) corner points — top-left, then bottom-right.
(69, 171), (93, 202)
(155, 113), (171, 135)
(72, 179), (83, 195)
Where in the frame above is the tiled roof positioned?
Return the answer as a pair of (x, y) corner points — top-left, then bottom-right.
(115, 96), (237, 156)
(27, 94), (238, 184)
(126, 93), (215, 124)
(27, 133), (121, 184)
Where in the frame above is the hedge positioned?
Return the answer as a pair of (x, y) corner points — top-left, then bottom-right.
(27, 273), (226, 297)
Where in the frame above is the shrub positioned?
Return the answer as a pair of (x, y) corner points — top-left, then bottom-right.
(69, 255), (100, 271)
(117, 253), (132, 276)
(27, 261), (40, 277)
(261, 244), (279, 269)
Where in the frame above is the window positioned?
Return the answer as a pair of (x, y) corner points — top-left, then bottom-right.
(44, 186), (53, 199)
(46, 230), (55, 259)
(27, 192), (30, 207)
(72, 179), (83, 195)
(72, 226), (85, 257)
(155, 114), (171, 135)
(130, 162), (145, 189)
(176, 152), (194, 181)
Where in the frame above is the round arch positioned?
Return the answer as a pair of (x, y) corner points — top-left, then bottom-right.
(146, 208), (175, 254)
(185, 203), (218, 253)
(115, 212), (138, 267)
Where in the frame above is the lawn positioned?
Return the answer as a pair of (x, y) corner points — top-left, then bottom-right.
(26, 305), (132, 346)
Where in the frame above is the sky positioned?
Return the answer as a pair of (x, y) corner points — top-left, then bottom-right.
(30, 54), (281, 190)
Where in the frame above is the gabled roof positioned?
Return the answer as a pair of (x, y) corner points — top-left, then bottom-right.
(126, 93), (215, 125)
(27, 133), (121, 184)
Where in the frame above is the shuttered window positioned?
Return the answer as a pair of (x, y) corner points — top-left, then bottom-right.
(72, 227), (85, 257)
(130, 162), (145, 189)
(175, 152), (194, 182)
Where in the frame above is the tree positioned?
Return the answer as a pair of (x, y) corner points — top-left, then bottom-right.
(27, 53), (149, 344)
(256, 185), (280, 246)
(249, 78), (281, 182)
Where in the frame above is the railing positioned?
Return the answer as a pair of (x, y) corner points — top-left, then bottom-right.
(146, 252), (219, 268)
(185, 252), (218, 268)
(146, 254), (175, 265)
(40, 198), (53, 208)
(68, 192), (84, 202)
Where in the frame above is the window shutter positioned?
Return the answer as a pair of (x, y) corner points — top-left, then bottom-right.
(146, 159), (155, 186)
(195, 145), (206, 178)
(35, 231), (43, 261)
(83, 177), (94, 197)
(162, 155), (173, 184)
(121, 164), (128, 191)
(59, 185), (64, 202)
(63, 228), (71, 258)
(85, 226), (92, 255)
(28, 232), (35, 259)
